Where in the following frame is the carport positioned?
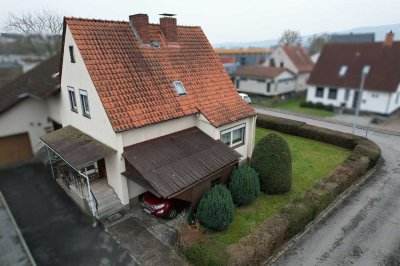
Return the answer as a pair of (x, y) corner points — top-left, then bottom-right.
(122, 127), (240, 207)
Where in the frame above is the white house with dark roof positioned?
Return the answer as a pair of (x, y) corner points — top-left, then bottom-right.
(306, 32), (400, 115)
(233, 66), (296, 96)
(39, 14), (256, 220)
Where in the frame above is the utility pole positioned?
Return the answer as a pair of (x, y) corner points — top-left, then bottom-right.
(352, 65), (371, 135)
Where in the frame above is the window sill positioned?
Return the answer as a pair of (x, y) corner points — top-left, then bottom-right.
(82, 113), (91, 119)
(231, 142), (245, 149)
(71, 108), (78, 113)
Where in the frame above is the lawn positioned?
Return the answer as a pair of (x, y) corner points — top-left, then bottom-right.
(251, 95), (334, 117)
(212, 127), (350, 245)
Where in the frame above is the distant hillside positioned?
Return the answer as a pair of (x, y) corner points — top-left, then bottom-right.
(213, 23), (400, 49)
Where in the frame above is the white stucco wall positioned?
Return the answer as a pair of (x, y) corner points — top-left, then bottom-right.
(61, 25), (129, 205)
(235, 71), (295, 96)
(387, 85), (400, 114)
(306, 85), (397, 115)
(0, 98), (52, 153)
(296, 73), (310, 92)
(46, 93), (61, 124)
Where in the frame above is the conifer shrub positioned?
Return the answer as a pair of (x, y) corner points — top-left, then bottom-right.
(228, 165), (260, 206)
(251, 133), (292, 194)
(196, 185), (234, 231)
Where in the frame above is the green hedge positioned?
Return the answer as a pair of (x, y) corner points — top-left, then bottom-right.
(251, 133), (292, 194)
(197, 185), (234, 231)
(228, 165), (260, 206)
(300, 101), (334, 111)
(183, 241), (228, 266)
(227, 114), (382, 263)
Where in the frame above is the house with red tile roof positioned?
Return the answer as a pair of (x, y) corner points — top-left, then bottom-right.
(306, 32), (400, 115)
(40, 14), (256, 219)
(233, 66), (296, 96)
(264, 44), (314, 92)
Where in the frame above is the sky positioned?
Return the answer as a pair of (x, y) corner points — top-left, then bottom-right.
(1, 0), (400, 44)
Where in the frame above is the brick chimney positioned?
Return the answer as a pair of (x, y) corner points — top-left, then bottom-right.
(384, 31), (394, 47)
(160, 15), (177, 42)
(129, 14), (150, 44)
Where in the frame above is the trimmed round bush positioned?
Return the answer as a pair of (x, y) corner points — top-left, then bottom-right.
(197, 185), (234, 231)
(228, 165), (260, 206)
(251, 133), (292, 194)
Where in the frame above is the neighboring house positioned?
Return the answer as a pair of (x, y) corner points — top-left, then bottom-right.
(0, 55), (61, 164)
(233, 66), (296, 96)
(306, 32), (400, 115)
(40, 14), (256, 219)
(215, 48), (272, 67)
(263, 45), (314, 92)
(329, 33), (375, 44)
(219, 55), (239, 75)
(0, 62), (23, 87)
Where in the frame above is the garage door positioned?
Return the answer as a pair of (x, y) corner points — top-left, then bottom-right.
(0, 133), (33, 164)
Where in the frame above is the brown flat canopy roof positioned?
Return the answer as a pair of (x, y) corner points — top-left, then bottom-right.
(122, 127), (241, 198)
(41, 125), (116, 170)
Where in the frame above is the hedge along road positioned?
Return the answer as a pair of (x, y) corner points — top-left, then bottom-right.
(254, 107), (400, 266)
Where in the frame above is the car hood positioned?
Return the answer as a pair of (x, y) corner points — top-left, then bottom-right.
(143, 192), (165, 206)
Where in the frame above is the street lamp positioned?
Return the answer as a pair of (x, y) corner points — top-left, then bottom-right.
(352, 65), (371, 135)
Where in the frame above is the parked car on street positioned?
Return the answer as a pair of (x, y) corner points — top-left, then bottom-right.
(239, 93), (252, 104)
(142, 192), (187, 219)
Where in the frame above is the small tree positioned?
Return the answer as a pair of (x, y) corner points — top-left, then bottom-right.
(279, 29), (302, 45)
(307, 33), (330, 55)
(228, 165), (260, 206)
(251, 133), (292, 194)
(197, 185), (234, 231)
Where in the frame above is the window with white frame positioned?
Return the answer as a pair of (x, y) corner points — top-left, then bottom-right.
(220, 124), (246, 147)
(79, 90), (90, 117)
(68, 87), (77, 112)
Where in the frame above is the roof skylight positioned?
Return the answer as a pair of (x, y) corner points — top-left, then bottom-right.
(173, 81), (187, 96)
(339, 65), (348, 77)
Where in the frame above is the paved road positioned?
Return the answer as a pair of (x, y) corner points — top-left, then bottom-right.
(254, 108), (400, 266)
(0, 162), (136, 266)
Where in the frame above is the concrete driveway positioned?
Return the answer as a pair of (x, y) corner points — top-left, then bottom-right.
(0, 162), (136, 266)
(255, 108), (400, 265)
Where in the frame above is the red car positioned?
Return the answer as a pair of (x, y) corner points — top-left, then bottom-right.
(142, 192), (186, 219)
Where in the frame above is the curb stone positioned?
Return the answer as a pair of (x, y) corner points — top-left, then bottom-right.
(265, 157), (384, 265)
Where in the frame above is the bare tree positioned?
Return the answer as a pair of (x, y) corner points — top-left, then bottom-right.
(3, 9), (63, 35)
(307, 33), (330, 55)
(279, 29), (302, 45)
(2, 9), (63, 55)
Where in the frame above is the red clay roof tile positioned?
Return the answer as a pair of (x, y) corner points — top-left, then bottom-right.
(64, 17), (255, 132)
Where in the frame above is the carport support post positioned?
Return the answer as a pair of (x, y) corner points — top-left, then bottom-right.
(81, 168), (97, 227)
(46, 147), (55, 179)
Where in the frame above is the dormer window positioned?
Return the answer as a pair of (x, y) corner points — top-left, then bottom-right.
(339, 65), (348, 77)
(173, 81), (186, 96)
(69, 45), (76, 63)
